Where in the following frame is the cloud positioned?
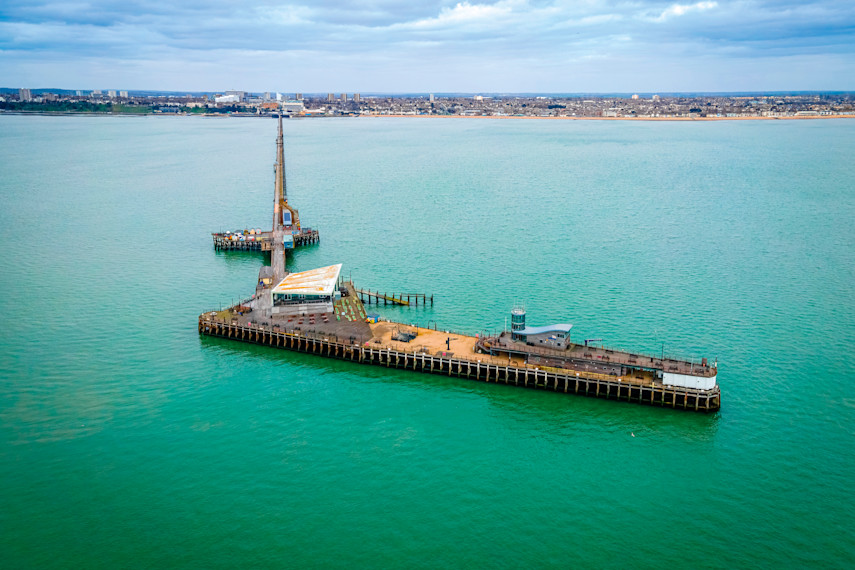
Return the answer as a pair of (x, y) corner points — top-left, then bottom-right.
(0, 0), (853, 91)
(653, 1), (719, 23)
(405, 1), (516, 28)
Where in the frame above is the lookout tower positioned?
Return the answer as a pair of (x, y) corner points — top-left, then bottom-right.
(511, 305), (526, 340)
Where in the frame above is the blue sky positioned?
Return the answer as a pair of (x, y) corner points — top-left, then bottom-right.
(1, 1), (853, 92)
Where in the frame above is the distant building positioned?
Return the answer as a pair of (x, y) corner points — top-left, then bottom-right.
(92, 89), (102, 96)
(108, 90), (117, 98)
(225, 90), (246, 102)
(295, 93), (303, 101)
(430, 93), (435, 103)
(340, 93), (347, 102)
(652, 94), (660, 101)
(215, 94), (241, 103)
(631, 94), (639, 100)
(353, 93), (361, 103)
(19, 88), (32, 101)
(75, 90), (84, 97)
(281, 100), (305, 115)
(327, 93), (334, 102)
(263, 92), (272, 101)
(119, 90), (129, 98)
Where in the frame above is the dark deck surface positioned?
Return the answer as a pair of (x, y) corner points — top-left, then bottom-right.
(485, 333), (715, 377)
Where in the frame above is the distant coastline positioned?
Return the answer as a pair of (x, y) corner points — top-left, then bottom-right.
(369, 114), (855, 121)
(3, 91), (853, 120)
(3, 110), (853, 121)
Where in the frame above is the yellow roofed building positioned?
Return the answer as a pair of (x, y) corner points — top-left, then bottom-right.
(271, 264), (342, 315)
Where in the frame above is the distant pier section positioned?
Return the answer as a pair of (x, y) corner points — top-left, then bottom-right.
(211, 114), (318, 268)
(213, 228), (319, 251)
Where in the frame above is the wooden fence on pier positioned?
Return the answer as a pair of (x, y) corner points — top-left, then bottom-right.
(198, 315), (720, 413)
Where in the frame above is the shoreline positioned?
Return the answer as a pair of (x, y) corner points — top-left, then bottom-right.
(3, 109), (853, 121)
(367, 113), (855, 121)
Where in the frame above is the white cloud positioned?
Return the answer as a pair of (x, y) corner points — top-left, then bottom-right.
(404, 1), (519, 29)
(653, 1), (718, 22)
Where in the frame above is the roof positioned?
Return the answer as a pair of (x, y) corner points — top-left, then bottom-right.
(272, 264), (342, 296)
(517, 324), (573, 336)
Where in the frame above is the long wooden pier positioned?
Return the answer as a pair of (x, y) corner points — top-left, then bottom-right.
(198, 315), (721, 413)
(356, 289), (433, 306)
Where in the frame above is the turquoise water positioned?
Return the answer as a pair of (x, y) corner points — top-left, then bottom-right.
(1, 115), (853, 568)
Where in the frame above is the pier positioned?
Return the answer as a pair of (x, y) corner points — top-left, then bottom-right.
(211, 114), (319, 267)
(356, 289), (433, 306)
(200, 116), (721, 413)
(213, 229), (319, 251)
(198, 315), (721, 412)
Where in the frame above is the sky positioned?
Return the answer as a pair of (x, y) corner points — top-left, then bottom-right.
(1, 0), (854, 92)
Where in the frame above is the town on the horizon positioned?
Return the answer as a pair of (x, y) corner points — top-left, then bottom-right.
(3, 88), (854, 119)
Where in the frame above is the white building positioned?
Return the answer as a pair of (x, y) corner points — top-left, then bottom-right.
(281, 100), (305, 114)
(271, 264), (342, 316)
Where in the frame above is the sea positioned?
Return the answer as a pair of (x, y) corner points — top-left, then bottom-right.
(1, 114), (853, 568)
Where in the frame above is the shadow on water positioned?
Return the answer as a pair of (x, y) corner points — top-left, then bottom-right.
(198, 334), (720, 441)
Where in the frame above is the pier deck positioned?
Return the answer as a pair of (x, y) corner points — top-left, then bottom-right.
(483, 335), (715, 378)
(198, 310), (720, 412)
(213, 228), (319, 251)
(214, 290), (672, 391)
